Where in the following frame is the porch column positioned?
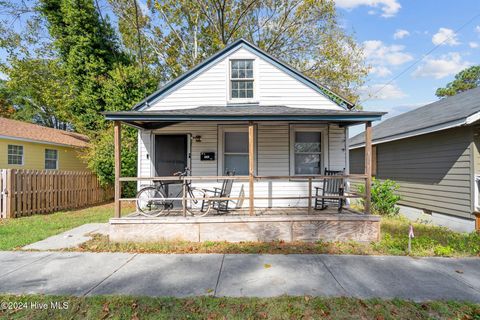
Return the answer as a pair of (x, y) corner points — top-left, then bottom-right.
(114, 121), (122, 218)
(364, 121), (372, 214)
(248, 121), (255, 216)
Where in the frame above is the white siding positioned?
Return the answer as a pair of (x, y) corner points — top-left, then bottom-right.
(328, 124), (347, 171)
(147, 47), (342, 111)
(137, 130), (153, 188)
(137, 122), (347, 208)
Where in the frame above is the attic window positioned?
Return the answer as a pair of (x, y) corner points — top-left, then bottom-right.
(230, 60), (254, 99)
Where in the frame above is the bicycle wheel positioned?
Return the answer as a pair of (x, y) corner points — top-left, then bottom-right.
(136, 187), (166, 217)
(185, 188), (211, 217)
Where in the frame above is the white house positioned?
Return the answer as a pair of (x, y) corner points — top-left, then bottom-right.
(105, 39), (384, 214)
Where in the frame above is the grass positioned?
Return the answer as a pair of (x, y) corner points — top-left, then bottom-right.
(1, 203), (479, 257)
(0, 295), (478, 320)
(75, 215), (480, 257)
(0, 203), (115, 250)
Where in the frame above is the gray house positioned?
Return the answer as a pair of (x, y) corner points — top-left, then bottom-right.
(349, 87), (480, 232)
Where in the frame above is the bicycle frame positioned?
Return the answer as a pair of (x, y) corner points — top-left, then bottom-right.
(155, 179), (197, 210)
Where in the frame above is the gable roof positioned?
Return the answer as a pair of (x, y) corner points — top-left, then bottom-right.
(349, 87), (480, 148)
(133, 38), (355, 111)
(0, 117), (89, 148)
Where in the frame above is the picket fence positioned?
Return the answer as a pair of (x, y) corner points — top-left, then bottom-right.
(0, 169), (113, 218)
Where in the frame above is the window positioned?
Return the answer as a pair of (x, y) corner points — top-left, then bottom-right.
(293, 131), (322, 174)
(230, 59), (254, 99)
(223, 130), (249, 175)
(8, 145), (23, 165)
(45, 149), (58, 170)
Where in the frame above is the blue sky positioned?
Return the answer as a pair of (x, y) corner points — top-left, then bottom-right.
(336, 0), (480, 136)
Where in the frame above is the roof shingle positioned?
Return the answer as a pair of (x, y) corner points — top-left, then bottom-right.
(0, 117), (89, 148)
(349, 87), (480, 147)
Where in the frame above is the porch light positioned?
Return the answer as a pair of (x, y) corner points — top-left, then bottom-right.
(193, 135), (202, 142)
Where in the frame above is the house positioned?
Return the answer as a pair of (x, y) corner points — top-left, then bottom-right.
(349, 87), (480, 232)
(0, 117), (89, 171)
(103, 39), (385, 243)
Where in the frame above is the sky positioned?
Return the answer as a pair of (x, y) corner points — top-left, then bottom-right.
(2, 0), (479, 135)
(335, 0), (480, 137)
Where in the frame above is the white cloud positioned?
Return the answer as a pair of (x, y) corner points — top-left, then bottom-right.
(469, 42), (479, 48)
(363, 40), (413, 66)
(412, 53), (471, 79)
(393, 29), (410, 39)
(476, 25), (480, 33)
(335, 0), (401, 18)
(359, 83), (406, 100)
(370, 66), (392, 77)
(432, 28), (460, 46)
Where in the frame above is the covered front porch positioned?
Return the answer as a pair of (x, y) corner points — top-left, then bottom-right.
(104, 107), (382, 242)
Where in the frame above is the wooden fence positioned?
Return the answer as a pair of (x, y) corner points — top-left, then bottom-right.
(0, 169), (113, 218)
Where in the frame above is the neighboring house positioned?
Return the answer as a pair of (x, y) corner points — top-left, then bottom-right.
(0, 117), (89, 171)
(349, 87), (480, 232)
(105, 39), (384, 210)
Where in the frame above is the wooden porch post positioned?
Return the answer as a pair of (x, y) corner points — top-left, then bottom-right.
(364, 121), (372, 214)
(248, 121), (255, 216)
(114, 121), (122, 218)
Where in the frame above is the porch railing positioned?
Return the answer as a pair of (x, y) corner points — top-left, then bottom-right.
(115, 174), (368, 218)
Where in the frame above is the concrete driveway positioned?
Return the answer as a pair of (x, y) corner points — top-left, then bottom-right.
(0, 251), (479, 302)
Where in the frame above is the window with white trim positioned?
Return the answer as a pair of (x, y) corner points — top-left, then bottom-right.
(45, 149), (58, 170)
(224, 130), (249, 175)
(8, 145), (23, 165)
(230, 59), (254, 99)
(293, 131), (322, 174)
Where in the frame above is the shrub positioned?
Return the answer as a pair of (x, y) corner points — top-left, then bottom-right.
(433, 245), (455, 257)
(359, 178), (401, 216)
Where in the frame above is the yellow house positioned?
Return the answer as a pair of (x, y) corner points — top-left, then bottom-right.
(0, 117), (89, 171)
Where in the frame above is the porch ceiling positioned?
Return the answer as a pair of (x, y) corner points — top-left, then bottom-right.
(103, 105), (385, 129)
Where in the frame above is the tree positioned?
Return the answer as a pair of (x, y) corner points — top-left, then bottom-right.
(39, 0), (130, 134)
(436, 66), (480, 98)
(0, 80), (15, 118)
(2, 58), (71, 129)
(110, 0), (368, 102)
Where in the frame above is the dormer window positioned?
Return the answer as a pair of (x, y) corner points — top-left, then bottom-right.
(230, 59), (254, 99)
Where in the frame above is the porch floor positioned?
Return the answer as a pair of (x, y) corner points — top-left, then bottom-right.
(123, 206), (361, 218)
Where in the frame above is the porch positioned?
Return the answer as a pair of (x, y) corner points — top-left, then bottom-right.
(104, 107), (381, 243)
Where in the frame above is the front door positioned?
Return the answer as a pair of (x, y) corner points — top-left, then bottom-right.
(154, 135), (188, 205)
(154, 135), (188, 176)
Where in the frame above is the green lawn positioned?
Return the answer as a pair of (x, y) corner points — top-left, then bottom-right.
(0, 295), (478, 320)
(0, 203), (114, 250)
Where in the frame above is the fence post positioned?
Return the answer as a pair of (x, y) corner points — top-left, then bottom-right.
(5, 169), (13, 218)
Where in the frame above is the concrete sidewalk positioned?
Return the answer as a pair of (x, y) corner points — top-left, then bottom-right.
(0, 251), (479, 302)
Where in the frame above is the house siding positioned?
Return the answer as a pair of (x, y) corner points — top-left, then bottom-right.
(350, 127), (475, 219)
(0, 138), (88, 171)
(137, 122), (346, 208)
(146, 47), (343, 111)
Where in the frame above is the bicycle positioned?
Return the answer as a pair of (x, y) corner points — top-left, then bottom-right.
(136, 169), (211, 217)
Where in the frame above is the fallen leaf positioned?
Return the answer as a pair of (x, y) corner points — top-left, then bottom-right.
(455, 270), (464, 274)
(264, 263), (271, 269)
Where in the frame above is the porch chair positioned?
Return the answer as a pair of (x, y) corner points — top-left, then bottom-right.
(202, 170), (236, 214)
(314, 168), (345, 212)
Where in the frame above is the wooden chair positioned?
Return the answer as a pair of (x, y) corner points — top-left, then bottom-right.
(203, 170), (235, 213)
(314, 168), (345, 212)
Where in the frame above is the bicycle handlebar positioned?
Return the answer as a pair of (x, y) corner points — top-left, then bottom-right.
(173, 167), (190, 177)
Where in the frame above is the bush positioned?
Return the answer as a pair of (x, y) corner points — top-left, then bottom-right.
(359, 178), (401, 216)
